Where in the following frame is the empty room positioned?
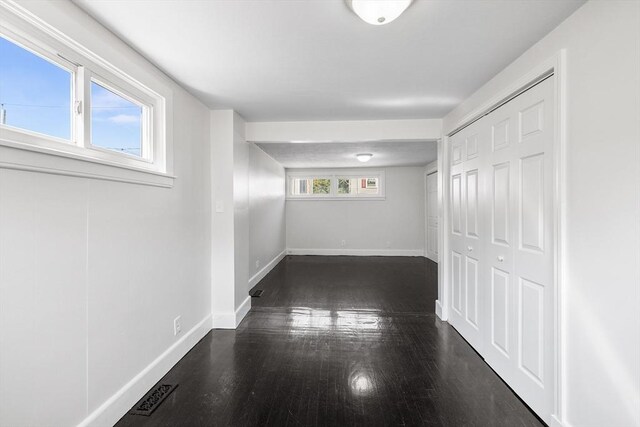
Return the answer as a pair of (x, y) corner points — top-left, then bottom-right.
(0, 0), (638, 426)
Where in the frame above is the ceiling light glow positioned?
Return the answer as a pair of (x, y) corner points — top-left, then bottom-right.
(356, 153), (373, 162)
(346, 0), (413, 26)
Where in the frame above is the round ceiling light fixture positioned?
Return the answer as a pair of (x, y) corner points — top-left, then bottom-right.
(345, 0), (413, 26)
(356, 153), (373, 162)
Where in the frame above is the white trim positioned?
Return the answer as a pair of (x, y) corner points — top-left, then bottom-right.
(438, 136), (449, 321)
(425, 170), (430, 263)
(435, 300), (443, 320)
(552, 50), (568, 427)
(550, 415), (572, 427)
(212, 296), (252, 329)
(77, 314), (212, 427)
(287, 248), (424, 257)
(211, 312), (236, 329)
(425, 164), (439, 264)
(0, 144), (175, 187)
(425, 160), (438, 175)
(287, 197), (386, 202)
(441, 51), (567, 425)
(248, 250), (286, 288)
(235, 296), (252, 326)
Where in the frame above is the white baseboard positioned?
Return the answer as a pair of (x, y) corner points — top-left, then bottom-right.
(212, 295), (252, 329)
(235, 295), (251, 326)
(550, 414), (571, 427)
(435, 300), (443, 319)
(212, 312), (236, 329)
(248, 250), (286, 288)
(287, 248), (425, 257)
(426, 253), (439, 263)
(78, 314), (212, 427)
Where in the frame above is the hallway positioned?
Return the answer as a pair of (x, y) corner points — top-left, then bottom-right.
(116, 256), (542, 426)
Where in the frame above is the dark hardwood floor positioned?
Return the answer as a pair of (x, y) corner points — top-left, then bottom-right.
(116, 256), (543, 427)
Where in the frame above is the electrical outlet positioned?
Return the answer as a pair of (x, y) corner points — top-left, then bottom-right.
(255, 259), (260, 269)
(173, 316), (182, 336)
(386, 241), (391, 248)
(341, 240), (346, 247)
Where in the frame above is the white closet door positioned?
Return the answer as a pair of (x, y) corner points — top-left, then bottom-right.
(426, 172), (439, 262)
(512, 77), (555, 416)
(448, 76), (555, 423)
(483, 77), (555, 421)
(448, 118), (487, 352)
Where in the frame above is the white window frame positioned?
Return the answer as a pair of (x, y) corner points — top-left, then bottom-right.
(287, 169), (386, 201)
(0, 3), (173, 187)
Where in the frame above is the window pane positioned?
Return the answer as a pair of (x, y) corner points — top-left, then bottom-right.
(0, 35), (71, 140)
(358, 177), (379, 194)
(337, 178), (352, 194)
(312, 178), (331, 194)
(91, 81), (142, 157)
(291, 178), (310, 195)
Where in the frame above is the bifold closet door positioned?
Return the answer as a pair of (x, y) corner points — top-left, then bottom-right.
(482, 76), (555, 420)
(448, 76), (555, 422)
(448, 118), (487, 352)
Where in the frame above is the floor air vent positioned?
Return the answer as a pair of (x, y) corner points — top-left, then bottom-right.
(250, 289), (264, 297)
(130, 383), (178, 416)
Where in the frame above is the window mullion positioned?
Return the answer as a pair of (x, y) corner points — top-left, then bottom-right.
(75, 66), (91, 149)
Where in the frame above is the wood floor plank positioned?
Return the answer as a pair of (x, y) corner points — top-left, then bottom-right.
(116, 255), (543, 427)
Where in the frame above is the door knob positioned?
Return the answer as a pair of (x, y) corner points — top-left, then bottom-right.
(497, 256), (504, 262)
(467, 246), (473, 252)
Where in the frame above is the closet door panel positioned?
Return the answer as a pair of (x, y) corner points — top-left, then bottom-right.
(448, 122), (485, 352)
(510, 78), (555, 416)
(447, 76), (555, 423)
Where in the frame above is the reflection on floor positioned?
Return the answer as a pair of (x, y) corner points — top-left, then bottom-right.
(116, 255), (543, 426)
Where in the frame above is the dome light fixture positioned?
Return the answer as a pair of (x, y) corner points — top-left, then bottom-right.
(345, 0), (413, 26)
(356, 153), (373, 162)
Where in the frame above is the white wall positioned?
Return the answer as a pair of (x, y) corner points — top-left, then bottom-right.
(443, 2), (640, 426)
(0, 2), (212, 427)
(249, 144), (286, 285)
(246, 119), (442, 143)
(286, 166), (425, 256)
(210, 110), (237, 324)
(212, 114), (286, 320)
(233, 114), (251, 312)
(211, 111), (255, 325)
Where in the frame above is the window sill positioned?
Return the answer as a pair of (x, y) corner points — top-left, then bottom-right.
(0, 139), (175, 187)
(286, 196), (386, 201)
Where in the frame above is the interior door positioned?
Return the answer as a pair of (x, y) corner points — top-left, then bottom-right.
(447, 118), (486, 352)
(482, 76), (555, 422)
(426, 171), (439, 262)
(448, 76), (555, 423)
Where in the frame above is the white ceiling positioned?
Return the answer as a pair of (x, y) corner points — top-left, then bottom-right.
(256, 140), (436, 168)
(73, 0), (584, 122)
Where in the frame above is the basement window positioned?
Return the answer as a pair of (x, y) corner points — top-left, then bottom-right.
(0, 35), (72, 140)
(0, 7), (172, 187)
(287, 170), (385, 200)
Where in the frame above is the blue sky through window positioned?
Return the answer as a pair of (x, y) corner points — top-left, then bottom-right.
(0, 35), (71, 139)
(91, 82), (142, 157)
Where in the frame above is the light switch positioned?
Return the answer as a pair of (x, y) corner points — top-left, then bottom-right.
(215, 200), (224, 213)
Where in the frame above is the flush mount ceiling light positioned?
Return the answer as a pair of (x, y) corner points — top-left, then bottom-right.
(356, 153), (373, 162)
(345, 0), (413, 26)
